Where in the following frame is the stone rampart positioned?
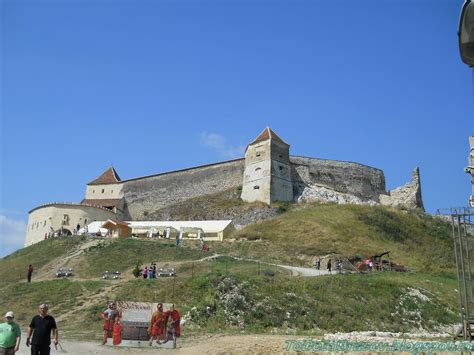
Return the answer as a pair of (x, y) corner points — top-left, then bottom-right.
(290, 156), (386, 201)
(121, 159), (246, 219)
(121, 156), (387, 219)
(26, 203), (117, 246)
(379, 167), (424, 210)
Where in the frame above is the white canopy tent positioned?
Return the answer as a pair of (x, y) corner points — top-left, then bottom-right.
(82, 220), (233, 241)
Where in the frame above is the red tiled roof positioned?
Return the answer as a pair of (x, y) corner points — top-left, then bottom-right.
(81, 198), (122, 208)
(249, 127), (288, 146)
(87, 167), (121, 185)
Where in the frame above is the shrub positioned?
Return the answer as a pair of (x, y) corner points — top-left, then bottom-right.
(132, 261), (142, 278)
(263, 269), (275, 277)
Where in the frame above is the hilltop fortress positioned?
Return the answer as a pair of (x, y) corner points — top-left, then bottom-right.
(26, 128), (424, 246)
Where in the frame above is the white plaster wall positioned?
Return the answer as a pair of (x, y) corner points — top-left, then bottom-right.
(26, 204), (116, 246)
(241, 141), (272, 204)
(85, 183), (123, 200)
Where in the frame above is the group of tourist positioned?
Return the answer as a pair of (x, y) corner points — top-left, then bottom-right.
(143, 263), (157, 279)
(0, 303), (58, 355)
(43, 228), (68, 240)
(314, 257), (343, 274)
(1, 301), (182, 354)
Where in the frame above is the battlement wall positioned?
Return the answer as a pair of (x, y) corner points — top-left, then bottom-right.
(121, 156), (387, 219)
(290, 156), (386, 201)
(121, 159), (246, 219)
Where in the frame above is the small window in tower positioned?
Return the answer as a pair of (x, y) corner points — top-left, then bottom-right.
(253, 185), (260, 190)
(255, 167), (261, 172)
(279, 154), (283, 159)
(256, 153), (261, 157)
(111, 190), (113, 194)
(102, 189), (105, 193)
(93, 190), (95, 194)
(279, 165), (283, 170)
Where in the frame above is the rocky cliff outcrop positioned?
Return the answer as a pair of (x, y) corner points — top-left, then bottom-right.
(297, 185), (378, 205)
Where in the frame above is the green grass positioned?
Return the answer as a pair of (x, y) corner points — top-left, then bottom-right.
(212, 204), (454, 272)
(5, 268), (457, 335)
(0, 204), (462, 337)
(73, 238), (204, 278)
(0, 279), (104, 324)
(0, 237), (86, 284)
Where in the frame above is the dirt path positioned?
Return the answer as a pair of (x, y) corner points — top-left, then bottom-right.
(228, 255), (330, 277)
(14, 334), (300, 354)
(33, 239), (104, 281)
(55, 281), (123, 323)
(14, 332), (459, 354)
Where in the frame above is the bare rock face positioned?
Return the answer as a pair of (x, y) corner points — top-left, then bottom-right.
(297, 184), (378, 206)
(379, 167), (424, 211)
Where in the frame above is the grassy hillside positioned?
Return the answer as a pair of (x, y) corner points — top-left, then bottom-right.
(0, 237), (85, 284)
(213, 204), (454, 273)
(0, 204), (460, 338)
(0, 257), (459, 336)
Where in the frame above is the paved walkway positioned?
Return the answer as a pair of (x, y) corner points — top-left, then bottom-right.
(201, 254), (333, 277)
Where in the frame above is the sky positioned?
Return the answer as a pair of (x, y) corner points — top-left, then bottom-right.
(1, 0), (473, 257)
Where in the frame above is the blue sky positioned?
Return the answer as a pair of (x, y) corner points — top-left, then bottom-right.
(1, 0), (473, 257)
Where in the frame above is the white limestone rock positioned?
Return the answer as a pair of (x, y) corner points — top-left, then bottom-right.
(297, 185), (378, 206)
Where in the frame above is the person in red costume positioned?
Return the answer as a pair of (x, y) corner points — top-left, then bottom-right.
(100, 302), (120, 345)
(162, 304), (180, 348)
(148, 303), (165, 346)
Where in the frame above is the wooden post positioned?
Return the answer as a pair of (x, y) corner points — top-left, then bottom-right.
(172, 276), (176, 298)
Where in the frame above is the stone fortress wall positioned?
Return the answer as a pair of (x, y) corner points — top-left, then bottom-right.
(25, 128), (424, 246)
(290, 156), (386, 201)
(26, 203), (117, 246)
(121, 159), (246, 220)
(100, 155), (402, 219)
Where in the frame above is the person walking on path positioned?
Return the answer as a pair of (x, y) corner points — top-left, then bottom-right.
(26, 303), (58, 355)
(27, 265), (34, 283)
(327, 259), (332, 274)
(315, 257), (321, 271)
(0, 311), (21, 355)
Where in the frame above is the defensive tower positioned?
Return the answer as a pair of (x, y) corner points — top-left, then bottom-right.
(240, 127), (293, 204)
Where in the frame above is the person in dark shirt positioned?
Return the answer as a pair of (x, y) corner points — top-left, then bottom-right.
(26, 304), (58, 355)
(27, 265), (34, 283)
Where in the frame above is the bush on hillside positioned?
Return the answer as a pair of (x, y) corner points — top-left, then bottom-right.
(132, 261), (142, 278)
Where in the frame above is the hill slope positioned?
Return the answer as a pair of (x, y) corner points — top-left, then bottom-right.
(0, 204), (460, 337)
(213, 204), (454, 273)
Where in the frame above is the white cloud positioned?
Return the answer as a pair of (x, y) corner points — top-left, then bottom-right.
(0, 215), (27, 257)
(199, 131), (245, 159)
